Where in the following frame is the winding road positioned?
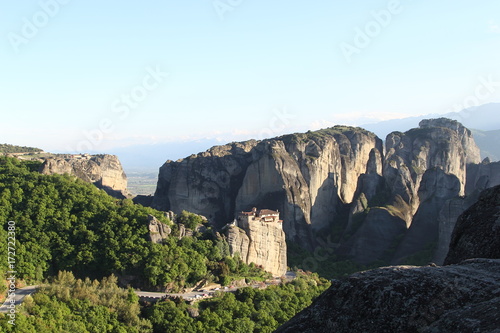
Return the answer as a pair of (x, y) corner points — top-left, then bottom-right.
(0, 285), (38, 313)
(0, 272), (297, 309)
(137, 271), (297, 302)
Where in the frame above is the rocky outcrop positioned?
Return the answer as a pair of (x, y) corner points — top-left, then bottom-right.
(152, 118), (493, 265)
(177, 224), (194, 239)
(153, 140), (258, 223)
(226, 209), (287, 276)
(419, 118), (481, 164)
(40, 154), (129, 198)
(147, 215), (171, 244)
(277, 185), (500, 332)
(153, 127), (382, 248)
(432, 161), (500, 264)
(444, 185), (500, 265)
(384, 118), (480, 206)
(466, 158), (500, 195)
(345, 118), (482, 264)
(276, 259), (500, 333)
(432, 193), (479, 264)
(390, 168), (462, 263)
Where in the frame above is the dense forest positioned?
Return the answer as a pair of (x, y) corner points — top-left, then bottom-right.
(0, 156), (267, 293)
(0, 144), (43, 154)
(0, 270), (329, 332)
(0, 156), (330, 331)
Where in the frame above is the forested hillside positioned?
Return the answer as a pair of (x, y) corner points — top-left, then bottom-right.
(0, 270), (328, 332)
(0, 157), (264, 293)
(0, 156), (330, 332)
(0, 144), (42, 154)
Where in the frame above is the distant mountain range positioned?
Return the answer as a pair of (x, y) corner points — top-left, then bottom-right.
(361, 103), (500, 139)
(110, 103), (500, 171)
(470, 128), (500, 161)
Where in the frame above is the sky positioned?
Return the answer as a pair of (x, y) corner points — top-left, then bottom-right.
(1, 0), (500, 154)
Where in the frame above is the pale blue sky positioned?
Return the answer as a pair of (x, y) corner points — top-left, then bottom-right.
(1, 0), (499, 152)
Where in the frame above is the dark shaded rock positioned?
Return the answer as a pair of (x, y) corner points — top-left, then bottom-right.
(348, 118), (482, 265)
(277, 185), (500, 333)
(132, 195), (154, 207)
(392, 168), (461, 264)
(426, 296), (500, 332)
(342, 206), (407, 264)
(466, 160), (500, 195)
(444, 185), (500, 265)
(432, 192), (480, 265)
(276, 259), (500, 333)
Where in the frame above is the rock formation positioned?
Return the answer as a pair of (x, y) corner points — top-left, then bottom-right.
(432, 193), (479, 264)
(152, 126), (382, 249)
(147, 214), (171, 244)
(40, 154), (129, 198)
(444, 185), (500, 265)
(276, 259), (500, 333)
(432, 160), (500, 264)
(466, 157), (500, 195)
(152, 118), (496, 265)
(345, 118), (483, 264)
(276, 185), (500, 332)
(419, 118), (481, 165)
(226, 208), (287, 276)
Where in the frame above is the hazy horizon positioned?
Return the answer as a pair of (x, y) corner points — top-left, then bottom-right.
(2, 1), (500, 153)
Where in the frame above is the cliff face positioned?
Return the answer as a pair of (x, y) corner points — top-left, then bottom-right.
(40, 154), (128, 198)
(466, 158), (500, 195)
(153, 127), (382, 248)
(346, 118), (483, 264)
(444, 185), (500, 265)
(384, 118), (480, 203)
(226, 218), (287, 276)
(419, 118), (481, 165)
(152, 118), (493, 265)
(276, 185), (500, 332)
(430, 160), (500, 263)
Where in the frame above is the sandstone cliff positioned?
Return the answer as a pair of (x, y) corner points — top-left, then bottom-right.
(276, 185), (500, 332)
(226, 224), (287, 277)
(152, 126), (382, 249)
(345, 118), (483, 264)
(225, 208), (287, 276)
(431, 160), (500, 263)
(152, 118), (494, 266)
(40, 154), (129, 198)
